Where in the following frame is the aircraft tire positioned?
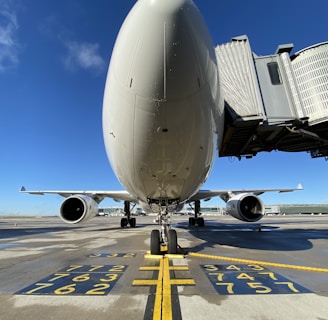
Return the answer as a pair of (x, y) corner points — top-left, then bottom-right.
(197, 217), (205, 227)
(129, 217), (136, 228)
(168, 229), (177, 254)
(121, 217), (128, 228)
(189, 217), (196, 226)
(150, 230), (160, 255)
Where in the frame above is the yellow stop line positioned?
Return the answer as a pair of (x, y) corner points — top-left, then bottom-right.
(189, 252), (328, 273)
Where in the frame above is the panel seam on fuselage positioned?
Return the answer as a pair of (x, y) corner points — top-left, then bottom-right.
(163, 22), (167, 100)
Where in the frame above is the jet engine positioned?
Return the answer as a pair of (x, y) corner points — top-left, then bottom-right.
(60, 195), (98, 224)
(226, 193), (264, 222)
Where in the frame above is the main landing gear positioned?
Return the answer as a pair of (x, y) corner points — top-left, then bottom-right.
(150, 205), (178, 255)
(120, 201), (136, 228)
(188, 200), (204, 227)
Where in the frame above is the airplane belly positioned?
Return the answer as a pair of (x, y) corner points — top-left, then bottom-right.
(103, 82), (215, 203)
(133, 94), (214, 202)
(103, 0), (223, 203)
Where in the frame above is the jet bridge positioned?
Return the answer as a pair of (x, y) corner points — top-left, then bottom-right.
(216, 36), (328, 159)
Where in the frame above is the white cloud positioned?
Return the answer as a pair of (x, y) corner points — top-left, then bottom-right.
(0, 0), (19, 72)
(63, 40), (105, 73)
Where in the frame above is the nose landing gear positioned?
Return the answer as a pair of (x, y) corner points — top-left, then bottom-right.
(150, 226), (178, 255)
(149, 202), (179, 255)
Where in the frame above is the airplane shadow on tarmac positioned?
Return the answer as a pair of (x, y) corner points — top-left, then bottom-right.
(0, 226), (80, 240)
(176, 220), (328, 252)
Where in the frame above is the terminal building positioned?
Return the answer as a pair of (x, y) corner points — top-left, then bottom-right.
(215, 36), (328, 160)
(201, 205), (328, 215)
(99, 204), (328, 216)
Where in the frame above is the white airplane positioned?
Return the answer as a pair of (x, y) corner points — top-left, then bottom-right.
(21, 0), (302, 254)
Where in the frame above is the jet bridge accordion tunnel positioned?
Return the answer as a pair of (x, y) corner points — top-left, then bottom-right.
(216, 36), (328, 160)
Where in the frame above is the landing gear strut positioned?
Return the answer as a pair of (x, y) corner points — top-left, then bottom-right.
(149, 202), (178, 255)
(189, 200), (204, 227)
(120, 201), (136, 228)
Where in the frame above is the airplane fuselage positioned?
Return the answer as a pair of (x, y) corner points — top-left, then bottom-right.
(103, 0), (224, 205)
(22, 0), (299, 252)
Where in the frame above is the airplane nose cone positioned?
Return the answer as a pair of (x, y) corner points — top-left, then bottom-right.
(141, 0), (192, 14)
(107, 0), (215, 100)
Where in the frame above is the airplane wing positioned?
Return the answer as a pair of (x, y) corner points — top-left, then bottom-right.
(188, 184), (303, 203)
(21, 183), (303, 204)
(19, 186), (138, 203)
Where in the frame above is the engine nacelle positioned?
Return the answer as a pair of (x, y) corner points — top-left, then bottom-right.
(60, 195), (98, 224)
(226, 193), (265, 222)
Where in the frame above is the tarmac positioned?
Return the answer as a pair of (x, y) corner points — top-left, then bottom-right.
(0, 214), (327, 320)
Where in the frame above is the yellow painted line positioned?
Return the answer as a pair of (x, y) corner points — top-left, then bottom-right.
(144, 254), (185, 260)
(165, 254), (185, 259)
(133, 258), (173, 319)
(170, 279), (195, 285)
(139, 266), (161, 271)
(145, 250), (185, 259)
(132, 279), (158, 285)
(189, 252), (328, 273)
(144, 254), (164, 260)
(134, 256), (195, 319)
(153, 258), (163, 320)
(162, 257), (172, 320)
(145, 252), (185, 260)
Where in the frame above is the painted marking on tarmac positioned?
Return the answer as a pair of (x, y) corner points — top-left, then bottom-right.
(202, 264), (311, 295)
(133, 257), (195, 320)
(88, 252), (137, 258)
(189, 252), (328, 273)
(145, 252), (185, 260)
(16, 265), (127, 296)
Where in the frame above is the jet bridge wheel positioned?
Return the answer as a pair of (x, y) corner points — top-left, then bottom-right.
(167, 229), (177, 254)
(150, 230), (161, 255)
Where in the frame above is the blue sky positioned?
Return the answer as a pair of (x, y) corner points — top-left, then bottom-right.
(0, 0), (327, 215)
